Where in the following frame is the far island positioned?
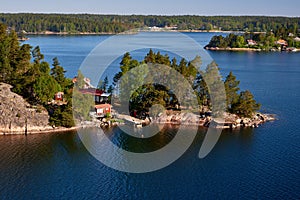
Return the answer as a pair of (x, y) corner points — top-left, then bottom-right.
(205, 27), (300, 52)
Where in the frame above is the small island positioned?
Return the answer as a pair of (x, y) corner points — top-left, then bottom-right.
(205, 27), (300, 52)
(73, 50), (275, 131)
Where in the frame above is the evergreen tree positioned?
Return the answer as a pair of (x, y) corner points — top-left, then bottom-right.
(32, 46), (44, 64)
(75, 70), (85, 88)
(232, 90), (261, 117)
(171, 57), (177, 69)
(120, 52), (132, 73)
(51, 57), (68, 90)
(144, 49), (155, 63)
(224, 71), (240, 111)
(98, 76), (109, 92)
(201, 61), (226, 116)
(0, 23), (12, 82)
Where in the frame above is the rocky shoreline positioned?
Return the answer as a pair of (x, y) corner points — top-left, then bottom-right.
(93, 110), (276, 129)
(153, 111), (276, 128)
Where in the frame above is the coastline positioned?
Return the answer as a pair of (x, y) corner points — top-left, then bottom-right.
(0, 112), (276, 136)
(0, 126), (79, 136)
(24, 31), (138, 36)
(23, 29), (244, 36)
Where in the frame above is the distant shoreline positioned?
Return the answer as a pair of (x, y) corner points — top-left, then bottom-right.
(205, 47), (300, 52)
(23, 29), (244, 36)
(24, 31), (138, 36)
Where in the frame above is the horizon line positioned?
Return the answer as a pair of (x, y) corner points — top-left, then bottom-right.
(1, 12), (299, 18)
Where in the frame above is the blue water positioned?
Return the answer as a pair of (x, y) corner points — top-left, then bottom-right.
(0, 32), (299, 199)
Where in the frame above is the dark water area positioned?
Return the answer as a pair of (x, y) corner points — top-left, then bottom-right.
(1, 32), (299, 199)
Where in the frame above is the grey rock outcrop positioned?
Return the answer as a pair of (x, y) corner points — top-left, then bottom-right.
(0, 83), (51, 134)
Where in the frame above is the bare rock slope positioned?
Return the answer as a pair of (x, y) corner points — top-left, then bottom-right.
(0, 83), (51, 135)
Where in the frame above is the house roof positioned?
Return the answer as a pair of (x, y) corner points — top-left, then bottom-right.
(95, 104), (111, 109)
(79, 88), (104, 96)
(276, 39), (288, 45)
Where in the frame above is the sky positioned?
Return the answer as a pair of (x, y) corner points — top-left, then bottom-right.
(0, 0), (299, 16)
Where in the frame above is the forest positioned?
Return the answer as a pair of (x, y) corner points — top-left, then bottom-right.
(0, 13), (299, 34)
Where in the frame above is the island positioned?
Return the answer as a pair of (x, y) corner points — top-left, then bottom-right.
(205, 28), (300, 52)
(73, 50), (275, 131)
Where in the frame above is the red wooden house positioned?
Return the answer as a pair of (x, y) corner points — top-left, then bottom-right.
(95, 104), (111, 116)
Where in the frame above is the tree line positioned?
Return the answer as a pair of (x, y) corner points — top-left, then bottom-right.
(0, 13), (299, 33)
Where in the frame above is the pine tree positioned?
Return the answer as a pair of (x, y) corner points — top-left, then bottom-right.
(32, 46), (44, 64)
(144, 49), (155, 63)
(120, 52), (131, 73)
(224, 71), (240, 111)
(232, 90), (261, 117)
(51, 57), (68, 90)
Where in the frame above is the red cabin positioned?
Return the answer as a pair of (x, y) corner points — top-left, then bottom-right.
(95, 104), (111, 116)
(54, 92), (64, 101)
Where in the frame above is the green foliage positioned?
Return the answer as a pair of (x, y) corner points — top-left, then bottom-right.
(206, 26), (299, 49)
(98, 76), (108, 92)
(32, 46), (44, 64)
(113, 50), (261, 118)
(51, 57), (71, 92)
(224, 72), (260, 117)
(75, 70), (85, 88)
(72, 87), (94, 121)
(0, 22), (75, 127)
(33, 75), (61, 104)
(224, 72), (240, 110)
(201, 61), (226, 116)
(232, 90), (261, 118)
(48, 104), (75, 128)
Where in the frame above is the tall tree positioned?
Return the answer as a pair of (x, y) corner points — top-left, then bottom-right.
(51, 57), (68, 90)
(224, 71), (240, 111)
(0, 23), (12, 82)
(32, 46), (44, 64)
(144, 49), (155, 63)
(232, 90), (261, 117)
(98, 76), (109, 92)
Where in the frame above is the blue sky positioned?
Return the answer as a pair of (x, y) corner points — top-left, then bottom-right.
(0, 0), (299, 16)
